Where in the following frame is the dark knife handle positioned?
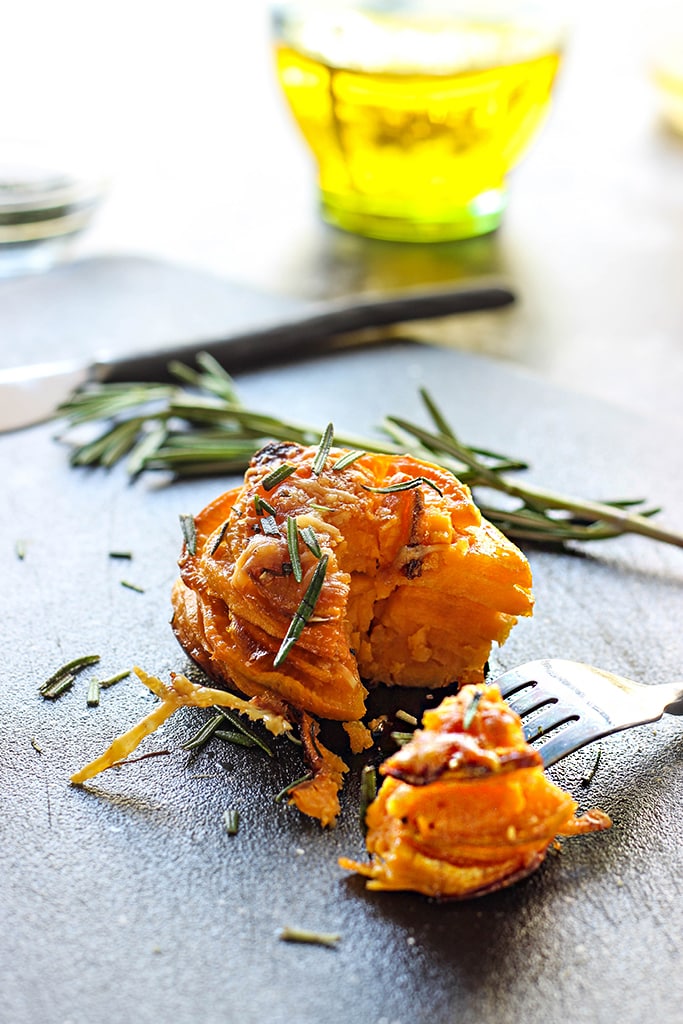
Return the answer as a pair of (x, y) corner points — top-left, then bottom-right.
(95, 281), (514, 383)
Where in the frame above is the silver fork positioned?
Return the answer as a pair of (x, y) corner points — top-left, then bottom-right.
(493, 658), (683, 767)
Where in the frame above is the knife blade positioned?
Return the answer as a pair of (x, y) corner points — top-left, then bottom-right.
(0, 280), (514, 433)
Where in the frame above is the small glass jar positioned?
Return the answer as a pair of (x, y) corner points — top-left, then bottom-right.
(271, 1), (566, 242)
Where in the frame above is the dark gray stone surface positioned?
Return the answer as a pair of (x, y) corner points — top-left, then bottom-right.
(1, 258), (682, 1024)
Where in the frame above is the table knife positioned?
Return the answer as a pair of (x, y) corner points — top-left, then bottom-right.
(0, 280), (513, 433)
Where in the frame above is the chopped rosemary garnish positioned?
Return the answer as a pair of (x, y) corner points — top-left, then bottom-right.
(279, 926), (340, 948)
(15, 539), (26, 560)
(108, 550), (132, 560)
(120, 579), (145, 593)
(30, 737), (43, 754)
(223, 808), (240, 836)
(463, 690), (483, 731)
(287, 516), (303, 582)
(332, 449), (365, 471)
(53, 353), (683, 550)
(299, 525), (322, 559)
(41, 674), (76, 700)
(210, 519), (230, 555)
(580, 747), (602, 788)
(215, 729), (259, 748)
(262, 463), (296, 491)
(273, 554), (329, 667)
(86, 678), (101, 707)
(214, 707), (274, 756)
(359, 764), (378, 834)
(254, 495), (276, 516)
(39, 654), (101, 696)
(179, 513), (197, 555)
(274, 772), (314, 802)
(99, 670), (130, 689)
(363, 476), (443, 497)
(312, 423), (334, 475)
(395, 709), (418, 726)
(260, 514), (281, 538)
(182, 712), (225, 751)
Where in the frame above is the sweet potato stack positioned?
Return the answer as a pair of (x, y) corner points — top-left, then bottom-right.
(340, 684), (611, 898)
(171, 440), (534, 825)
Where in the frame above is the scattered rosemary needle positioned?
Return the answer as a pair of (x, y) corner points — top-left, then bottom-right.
(108, 550), (133, 560)
(262, 463), (296, 491)
(99, 670), (131, 689)
(463, 690), (483, 731)
(275, 772), (314, 802)
(363, 476), (443, 497)
(179, 513), (197, 555)
(223, 808), (240, 836)
(15, 539), (26, 560)
(86, 678), (101, 707)
(312, 422), (334, 475)
(30, 737), (43, 754)
(287, 516), (303, 582)
(39, 654), (101, 696)
(120, 580), (145, 593)
(182, 712), (225, 751)
(54, 352), (683, 550)
(279, 927), (340, 948)
(581, 747), (602, 788)
(274, 554), (329, 667)
(395, 709), (418, 726)
(299, 525), (322, 559)
(359, 765), (378, 834)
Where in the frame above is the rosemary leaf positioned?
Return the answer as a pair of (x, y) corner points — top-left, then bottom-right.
(223, 808), (240, 836)
(99, 670), (131, 689)
(179, 513), (197, 555)
(274, 772), (314, 802)
(182, 712), (225, 751)
(120, 580), (145, 593)
(463, 690), (483, 731)
(363, 476), (443, 497)
(359, 764), (377, 835)
(312, 422), (334, 475)
(260, 515), (281, 538)
(299, 525), (322, 559)
(214, 707), (274, 756)
(39, 654), (101, 695)
(332, 449), (365, 471)
(41, 674), (76, 700)
(395, 709), (418, 726)
(287, 516), (303, 582)
(254, 495), (276, 516)
(86, 678), (101, 707)
(274, 555), (329, 667)
(279, 926), (340, 948)
(215, 729), (259, 748)
(262, 463), (296, 491)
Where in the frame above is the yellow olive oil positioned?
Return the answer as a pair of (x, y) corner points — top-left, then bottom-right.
(275, 15), (561, 240)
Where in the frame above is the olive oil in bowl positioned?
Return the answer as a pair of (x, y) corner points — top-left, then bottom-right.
(273, 4), (563, 241)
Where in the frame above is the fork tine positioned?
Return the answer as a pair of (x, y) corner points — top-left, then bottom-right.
(521, 701), (579, 742)
(535, 720), (610, 768)
(493, 663), (545, 699)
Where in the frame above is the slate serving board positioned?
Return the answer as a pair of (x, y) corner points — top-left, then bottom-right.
(2, 258), (683, 1024)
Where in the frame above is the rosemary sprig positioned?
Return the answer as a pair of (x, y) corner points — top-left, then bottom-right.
(54, 354), (683, 550)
